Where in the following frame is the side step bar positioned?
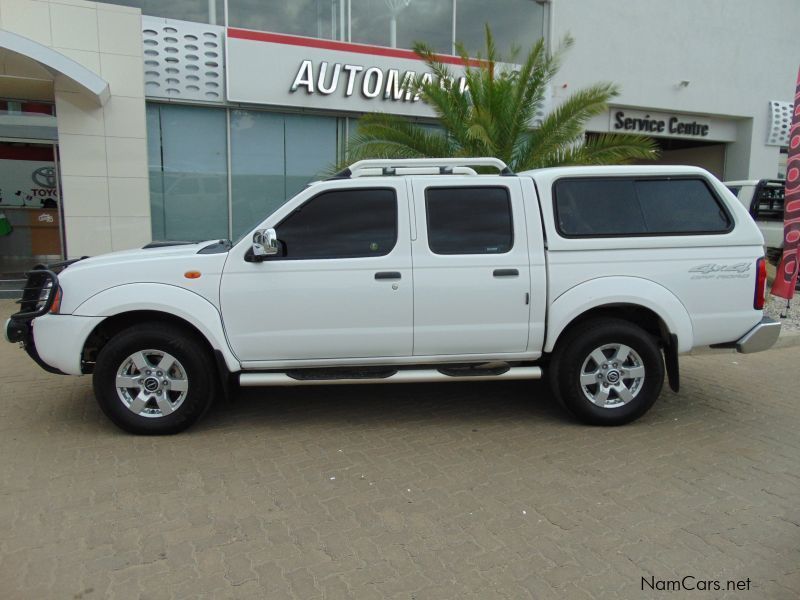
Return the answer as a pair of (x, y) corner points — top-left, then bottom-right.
(239, 366), (541, 387)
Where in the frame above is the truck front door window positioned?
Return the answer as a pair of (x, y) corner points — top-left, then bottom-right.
(275, 188), (397, 259)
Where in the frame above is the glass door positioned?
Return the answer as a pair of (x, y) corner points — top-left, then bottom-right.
(0, 139), (63, 275)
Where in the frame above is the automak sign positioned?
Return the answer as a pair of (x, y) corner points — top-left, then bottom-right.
(289, 60), (469, 100)
(608, 109), (737, 142)
(225, 28), (478, 118)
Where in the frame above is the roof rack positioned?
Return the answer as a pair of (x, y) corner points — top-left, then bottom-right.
(328, 157), (515, 180)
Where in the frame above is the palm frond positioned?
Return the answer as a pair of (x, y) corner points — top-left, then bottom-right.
(515, 83), (619, 170)
(343, 27), (656, 172)
(339, 113), (454, 170)
(571, 133), (660, 165)
(502, 35), (571, 161)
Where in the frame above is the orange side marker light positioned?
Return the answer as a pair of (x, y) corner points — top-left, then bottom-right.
(49, 288), (62, 314)
(184, 271), (202, 279)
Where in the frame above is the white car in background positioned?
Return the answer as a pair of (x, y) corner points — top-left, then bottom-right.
(724, 179), (785, 261)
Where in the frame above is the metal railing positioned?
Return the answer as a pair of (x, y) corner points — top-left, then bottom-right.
(329, 157), (515, 179)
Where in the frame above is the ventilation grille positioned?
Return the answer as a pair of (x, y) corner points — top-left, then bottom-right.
(767, 100), (792, 147)
(142, 16), (225, 103)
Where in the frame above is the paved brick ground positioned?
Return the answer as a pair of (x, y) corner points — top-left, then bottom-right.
(1, 301), (799, 599)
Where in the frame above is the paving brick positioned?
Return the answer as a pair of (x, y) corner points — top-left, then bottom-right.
(1, 299), (799, 598)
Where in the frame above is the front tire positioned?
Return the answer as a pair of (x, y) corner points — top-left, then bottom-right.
(93, 323), (216, 434)
(551, 318), (665, 426)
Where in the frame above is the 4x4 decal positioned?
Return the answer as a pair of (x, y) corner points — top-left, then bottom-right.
(689, 263), (751, 279)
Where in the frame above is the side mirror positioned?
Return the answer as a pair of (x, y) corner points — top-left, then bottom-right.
(252, 228), (278, 259)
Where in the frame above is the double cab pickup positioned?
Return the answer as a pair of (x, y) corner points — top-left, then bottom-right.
(5, 158), (780, 434)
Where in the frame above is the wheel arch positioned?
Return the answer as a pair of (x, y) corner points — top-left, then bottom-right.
(74, 284), (240, 374)
(545, 277), (694, 354)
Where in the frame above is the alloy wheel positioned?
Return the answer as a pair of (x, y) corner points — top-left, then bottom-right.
(579, 343), (645, 408)
(115, 349), (189, 418)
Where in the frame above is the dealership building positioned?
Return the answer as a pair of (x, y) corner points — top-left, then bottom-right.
(0, 0), (797, 268)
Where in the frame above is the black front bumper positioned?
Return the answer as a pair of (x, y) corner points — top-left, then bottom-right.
(5, 317), (27, 343)
(5, 266), (67, 376)
(5, 317), (66, 375)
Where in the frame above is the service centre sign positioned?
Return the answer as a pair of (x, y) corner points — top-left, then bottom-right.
(225, 28), (478, 118)
(608, 109), (736, 142)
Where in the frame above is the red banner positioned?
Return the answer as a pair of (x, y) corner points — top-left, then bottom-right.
(771, 66), (800, 300)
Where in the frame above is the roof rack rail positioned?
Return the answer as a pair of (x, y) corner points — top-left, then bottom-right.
(328, 157), (515, 180)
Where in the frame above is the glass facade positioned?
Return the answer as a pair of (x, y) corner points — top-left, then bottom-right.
(102, 0), (225, 25)
(119, 0), (546, 241)
(110, 0), (545, 56)
(230, 110), (338, 239)
(228, 0), (344, 40)
(148, 104), (338, 242)
(456, 0), (546, 59)
(230, 110), (284, 239)
(148, 104), (229, 241)
(350, 0), (453, 53)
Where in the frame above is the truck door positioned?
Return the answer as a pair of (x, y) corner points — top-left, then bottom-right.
(220, 181), (413, 362)
(410, 177), (531, 355)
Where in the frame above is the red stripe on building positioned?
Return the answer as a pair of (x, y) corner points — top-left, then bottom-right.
(227, 27), (483, 68)
(0, 144), (55, 161)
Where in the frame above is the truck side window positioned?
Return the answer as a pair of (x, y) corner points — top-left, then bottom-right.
(275, 188), (397, 259)
(635, 179), (731, 233)
(425, 187), (513, 254)
(554, 179), (644, 236)
(554, 177), (732, 237)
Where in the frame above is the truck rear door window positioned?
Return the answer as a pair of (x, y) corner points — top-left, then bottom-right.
(554, 177), (732, 237)
(425, 187), (513, 254)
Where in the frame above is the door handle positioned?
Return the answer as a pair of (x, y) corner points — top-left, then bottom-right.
(375, 271), (402, 280)
(493, 268), (519, 277)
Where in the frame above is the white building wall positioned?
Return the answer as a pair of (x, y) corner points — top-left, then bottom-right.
(550, 0), (800, 179)
(0, 0), (150, 258)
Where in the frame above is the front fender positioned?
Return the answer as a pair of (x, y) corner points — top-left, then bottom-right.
(545, 277), (694, 353)
(73, 283), (240, 372)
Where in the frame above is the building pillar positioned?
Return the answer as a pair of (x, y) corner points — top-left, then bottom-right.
(1, 0), (151, 259)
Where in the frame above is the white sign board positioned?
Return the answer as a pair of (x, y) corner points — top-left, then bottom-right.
(226, 28), (478, 118)
(0, 159), (58, 207)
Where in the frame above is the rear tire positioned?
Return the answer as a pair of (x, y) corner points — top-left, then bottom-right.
(93, 322), (216, 434)
(550, 318), (665, 426)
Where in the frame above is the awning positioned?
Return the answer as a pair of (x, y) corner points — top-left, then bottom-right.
(0, 30), (110, 105)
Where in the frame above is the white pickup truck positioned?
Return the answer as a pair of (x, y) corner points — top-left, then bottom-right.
(724, 179), (785, 261)
(5, 158), (780, 435)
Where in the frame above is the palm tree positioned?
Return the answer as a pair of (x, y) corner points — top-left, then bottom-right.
(343, 28), (658, 171)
